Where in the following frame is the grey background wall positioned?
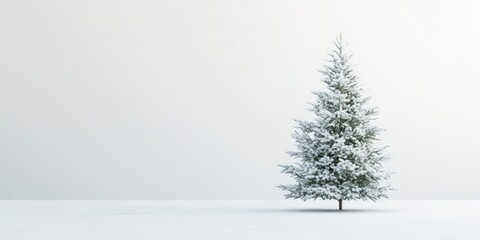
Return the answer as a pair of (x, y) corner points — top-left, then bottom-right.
(1, 0), (480, 199)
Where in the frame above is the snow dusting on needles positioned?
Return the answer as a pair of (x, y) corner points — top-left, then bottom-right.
(279, 36), (393, 209)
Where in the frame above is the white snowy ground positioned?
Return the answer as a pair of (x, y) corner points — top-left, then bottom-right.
(0, 200), (479, 240)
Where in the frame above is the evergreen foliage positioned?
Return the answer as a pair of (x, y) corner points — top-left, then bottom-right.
(279, 37), (392, 208)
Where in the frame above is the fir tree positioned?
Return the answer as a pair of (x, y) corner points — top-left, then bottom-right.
(279, 36), (392, 210)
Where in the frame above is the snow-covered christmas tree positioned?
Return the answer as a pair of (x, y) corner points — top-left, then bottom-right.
(279, 36), (392, 210)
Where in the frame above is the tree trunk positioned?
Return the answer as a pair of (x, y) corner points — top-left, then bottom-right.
(338, 199), (343, 211)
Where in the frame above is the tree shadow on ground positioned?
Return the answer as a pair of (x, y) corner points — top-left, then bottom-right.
(253, 208), (392, 213)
